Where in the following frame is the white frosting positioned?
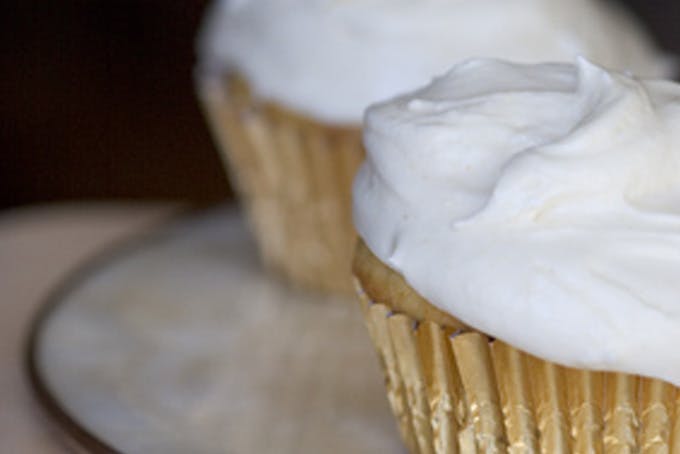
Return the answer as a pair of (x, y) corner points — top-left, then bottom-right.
(197, 0), (672, 125)
(354, 58), (680, 385)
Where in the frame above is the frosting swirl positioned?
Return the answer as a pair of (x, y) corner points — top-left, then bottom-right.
(354, 58), (680, 385)
(198, 0), (672, 125)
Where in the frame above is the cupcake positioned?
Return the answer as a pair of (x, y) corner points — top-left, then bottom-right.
(196, 0), (671, 294)
(353, 58), (680, 453)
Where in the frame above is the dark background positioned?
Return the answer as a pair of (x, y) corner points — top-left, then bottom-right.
(2, 0), (679, 209)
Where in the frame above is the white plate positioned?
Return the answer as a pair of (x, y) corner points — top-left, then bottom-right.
(27, 208), (403, 454)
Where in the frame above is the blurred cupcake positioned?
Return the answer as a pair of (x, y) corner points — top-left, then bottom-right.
(196, 0), (671, 294)
(353, 58), (680, 453)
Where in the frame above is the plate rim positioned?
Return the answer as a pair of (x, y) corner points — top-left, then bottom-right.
(22, 210), (201, 454)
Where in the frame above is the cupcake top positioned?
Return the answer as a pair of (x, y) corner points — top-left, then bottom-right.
(197, 0), (671, 125)
(354, 58), (680, 385)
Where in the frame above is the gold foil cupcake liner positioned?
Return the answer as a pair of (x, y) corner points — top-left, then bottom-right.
(197, 74), (364, 294)
(353, 241), (680, 453)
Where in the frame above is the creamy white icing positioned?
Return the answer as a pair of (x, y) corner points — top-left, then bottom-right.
(197, 0), (672, 125)
(354, 58), (680, 385)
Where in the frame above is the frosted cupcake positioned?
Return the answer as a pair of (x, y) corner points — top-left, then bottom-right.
(196, 0), (671, 294)
(353, 57), (680, 453)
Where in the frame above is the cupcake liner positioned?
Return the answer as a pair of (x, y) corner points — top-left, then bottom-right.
(197, 74), (363, 293)
(353, 241), (680, 453)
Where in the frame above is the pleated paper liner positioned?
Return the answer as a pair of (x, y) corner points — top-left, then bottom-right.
(353, 240), (680, 454)
(196, 73), (364, 294)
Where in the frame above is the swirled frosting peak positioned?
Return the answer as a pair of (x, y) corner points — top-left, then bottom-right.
(198, 0), (672, 125)
(354, 58), (680, 385)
